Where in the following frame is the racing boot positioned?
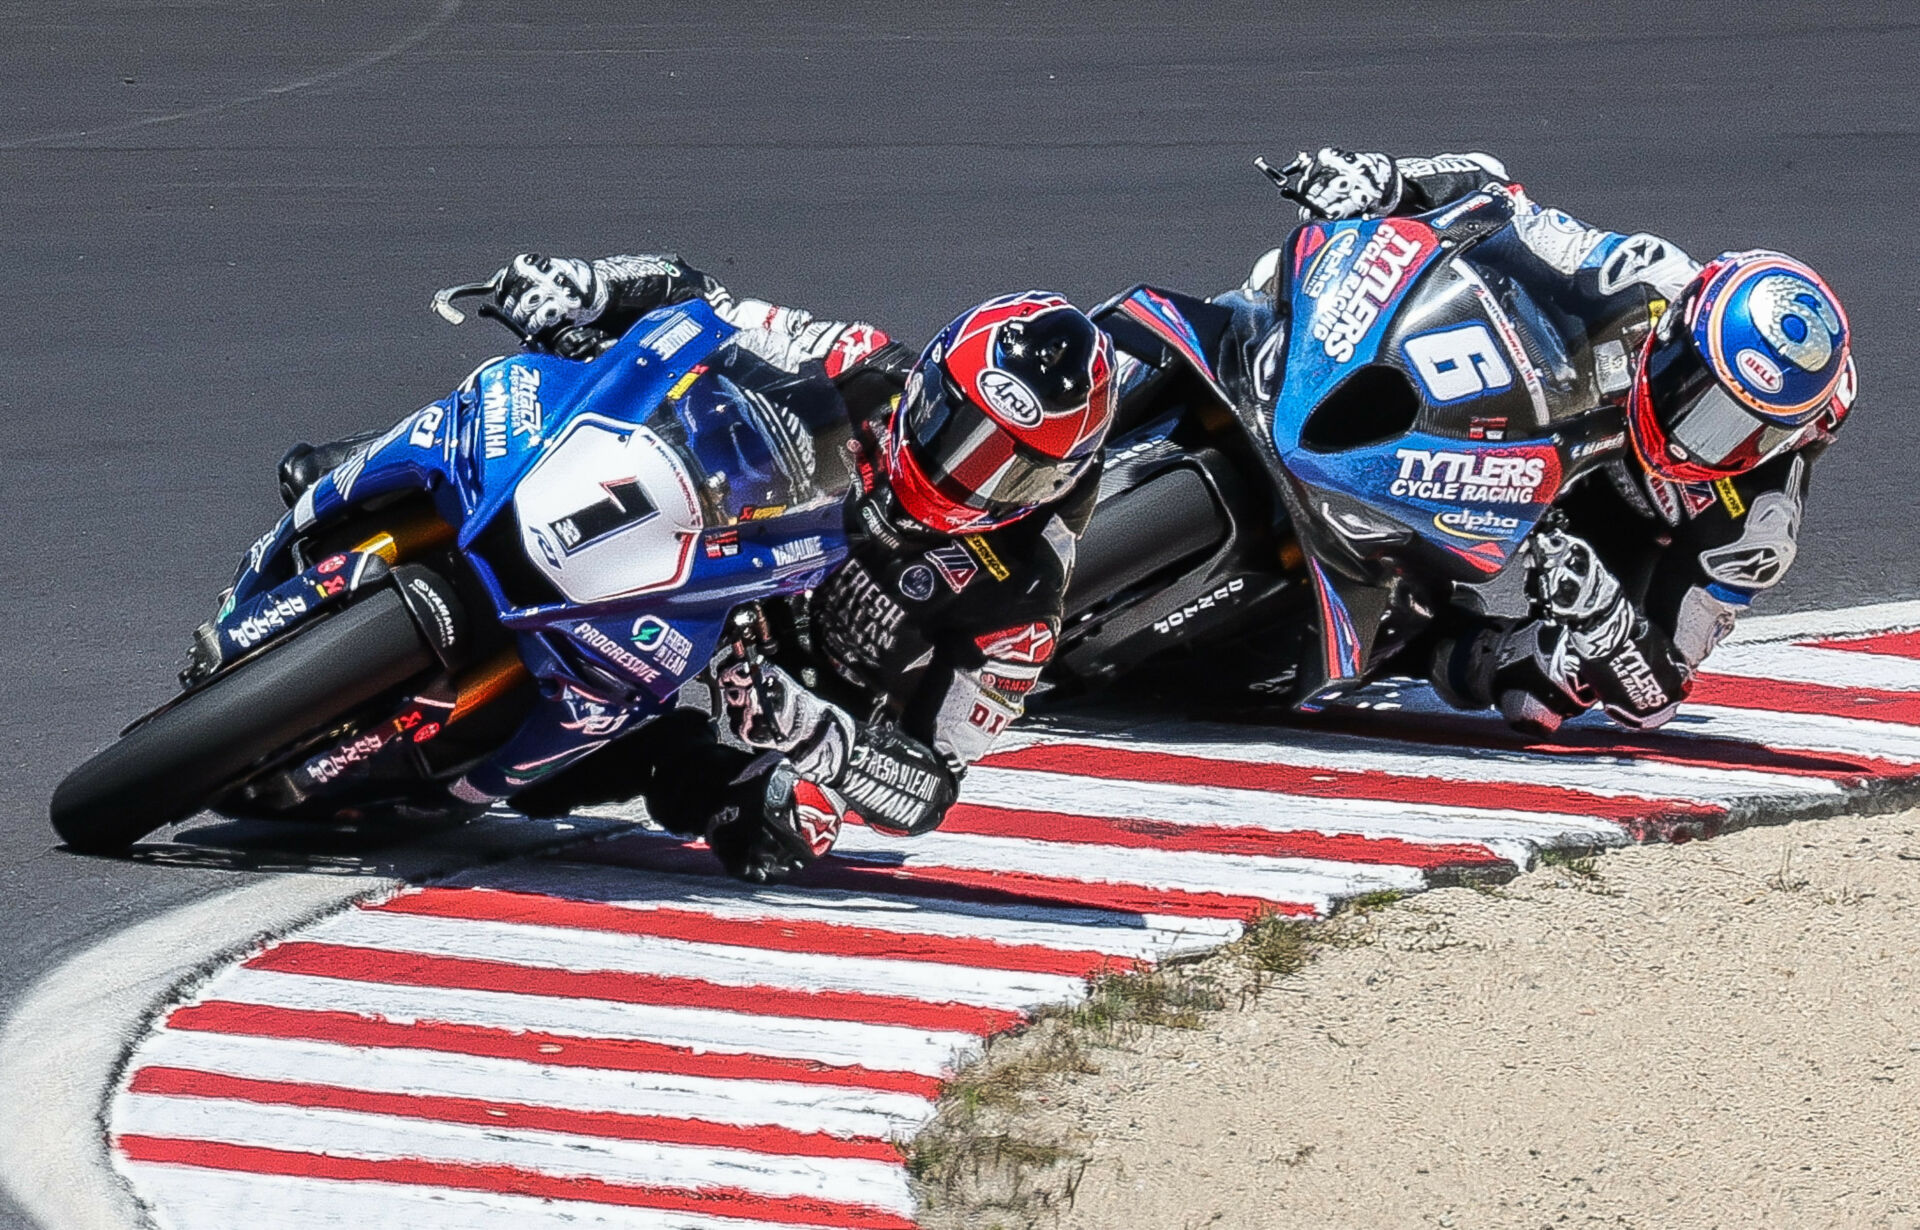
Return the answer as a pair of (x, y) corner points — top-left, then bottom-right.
(277, 430), (383, 508)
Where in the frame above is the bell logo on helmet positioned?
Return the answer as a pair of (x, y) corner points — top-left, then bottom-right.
(976, 369), (1045, 427)
(1750, 273), (1843, 374)
(1736, 348), (1784, 394)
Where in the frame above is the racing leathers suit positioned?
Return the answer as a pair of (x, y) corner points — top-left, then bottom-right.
(1235, 151), (1849, 735)
(487, 255), (1091, 880)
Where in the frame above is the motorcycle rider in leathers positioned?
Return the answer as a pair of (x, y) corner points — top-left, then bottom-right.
(281, 256), (1116, 882)
(1214, 148), (1856, 735)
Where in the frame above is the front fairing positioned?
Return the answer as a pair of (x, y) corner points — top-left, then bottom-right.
(222, 299), (852, 716)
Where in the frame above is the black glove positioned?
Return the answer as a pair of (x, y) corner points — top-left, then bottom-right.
(496, 253), (608, 345)
(1290, 147), (1403, 220)
(704, 753), (846, 884)
(1431, 620), (1591, 738)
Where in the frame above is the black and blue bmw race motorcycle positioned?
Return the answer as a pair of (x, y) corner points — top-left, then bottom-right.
(1058, 185), (1654, 708)
(52, 289), (853, 853)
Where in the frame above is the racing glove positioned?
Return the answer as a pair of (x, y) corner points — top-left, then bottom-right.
(1290, 147), (1403, 220)
(1431, 619), (1593, 738)
(1530, 528), (1690, 730)
(718, 656), (959, 837)
(496, 253), (608, 345)
(702, 753), (848, 884)
(718, 657), (857, 783)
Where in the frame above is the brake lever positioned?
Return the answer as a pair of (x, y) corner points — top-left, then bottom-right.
(429, 270), (507, 326)
(1253, 152), (1325, 218)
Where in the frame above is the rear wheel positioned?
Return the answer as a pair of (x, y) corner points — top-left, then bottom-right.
(49, 589), (435, 854)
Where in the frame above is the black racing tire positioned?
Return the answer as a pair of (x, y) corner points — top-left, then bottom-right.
(49, 589), (435, 855)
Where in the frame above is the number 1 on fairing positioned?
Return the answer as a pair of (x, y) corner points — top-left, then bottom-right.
(1405, 323), (1514, 402)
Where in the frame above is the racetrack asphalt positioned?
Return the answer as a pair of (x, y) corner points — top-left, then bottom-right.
(3, 4), (1918, 1225)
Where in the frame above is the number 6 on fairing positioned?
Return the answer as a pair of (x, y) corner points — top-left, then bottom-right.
(1404, 323), (1514, 402)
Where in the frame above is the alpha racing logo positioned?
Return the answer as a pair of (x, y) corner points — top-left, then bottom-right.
(1313, 223), (1425, 363)
(1432, 509), (1521, 541)
(1391, 448), (1549, 504)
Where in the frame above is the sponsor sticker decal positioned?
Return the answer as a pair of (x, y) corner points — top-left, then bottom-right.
(509, 366), (543, 440)
(1432, 509), (1521, 541)
(1301, 228), (1358, 299)
(409, 404), (445, 449)
(898, 563), (937, 602)
(771, 535), (824, 568)
(1735, 347), (1785, 394)
(962, 533), (1011, 581)
(630, 614), (693, 674)
(976, 370), (1044, 427)
(925, 542), (979, 593)
(975, 622), (1056, 665)
(1312, 221), (1429, 363)
(1152, 578), (1247, 635)
(481, 373), (510, 460)
(1389, 446), (1554, 505)
(1714, 476), (1748, 518)
(571, 621), (661, 683)
(639, 312), (704, 361)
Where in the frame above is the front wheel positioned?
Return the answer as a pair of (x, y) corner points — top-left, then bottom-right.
(50, 589), (436, 854)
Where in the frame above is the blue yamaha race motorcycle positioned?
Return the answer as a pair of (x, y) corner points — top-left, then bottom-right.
(1057, 176), (1649, 708)
(51, 290), (852, 853)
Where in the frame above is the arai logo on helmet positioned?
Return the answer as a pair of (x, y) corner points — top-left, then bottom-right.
(1735, 348), (1784, 394)
(976, 369), (1044, 427)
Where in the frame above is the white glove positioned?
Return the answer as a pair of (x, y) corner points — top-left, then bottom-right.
(1296, 148), (1402, 220)
(1530, 528), (1624, 629)
(716, 658), (856, 783)
(497, 253), (608, 340)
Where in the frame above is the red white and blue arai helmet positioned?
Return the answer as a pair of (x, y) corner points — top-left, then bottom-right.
(1630, 250), (1854, 482)
(888, 292), (1116, 533)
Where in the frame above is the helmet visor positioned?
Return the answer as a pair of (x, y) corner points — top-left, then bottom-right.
(1645, 317), (1808, 473)
(898, 370), (1091, 524)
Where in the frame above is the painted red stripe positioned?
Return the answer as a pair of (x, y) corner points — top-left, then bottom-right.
(941, 802), (1511, 868)
(165, 1002), (939, 1098)
(128, 1067), (898, 1162)
(373, 887), (1138, 978)
(1810, 628), (1920, 659)
(246, 943), (1020, 1036)
(1692, 672), (1920, 728)
(573, 835), (1319, 921)
(115, 1136), (914, 1230)
(978, 741), (1721, 821)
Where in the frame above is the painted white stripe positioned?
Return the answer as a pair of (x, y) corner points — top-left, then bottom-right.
(1675, 704), (1920, 765)
(1045, 722), (1841, 804)
(118, 1163), (833, 1230)
(190, 969), (979, 1077)
(113, 1093), (914, 1212)
(830, 822), (1435, 908)
(134, 1028), (933, 1140)
(959, 767), (1631, 865)
(455, 862), (1242, 959)
(1703, 642), (1920, 691)
(300, 909), (1087, 1011)
(1726, 600), (1920, 645)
